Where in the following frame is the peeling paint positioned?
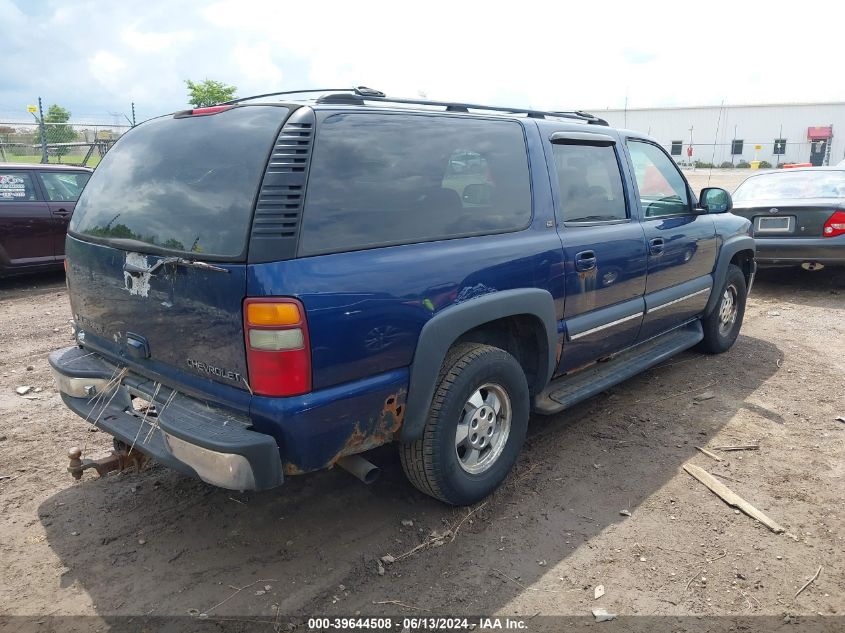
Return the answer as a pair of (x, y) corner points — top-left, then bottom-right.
(123, 253), (152, 297)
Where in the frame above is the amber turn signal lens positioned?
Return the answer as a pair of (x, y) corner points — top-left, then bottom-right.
(246, 302), (301, 326)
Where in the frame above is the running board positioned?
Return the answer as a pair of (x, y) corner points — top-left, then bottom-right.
(533, 321), (704, 415)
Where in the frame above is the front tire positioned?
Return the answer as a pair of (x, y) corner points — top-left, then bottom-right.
(400, 343), (529, 505)
(699, 264), (747, 354)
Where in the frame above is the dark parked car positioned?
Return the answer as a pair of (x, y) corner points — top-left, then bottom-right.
(0, 163), (92, 277)
(50, 89), (755, 505)
(732, 167), (845, 269)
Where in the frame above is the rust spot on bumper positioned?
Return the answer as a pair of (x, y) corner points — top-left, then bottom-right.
(328, 389), (406, 468)
(282, 390), (406, 476)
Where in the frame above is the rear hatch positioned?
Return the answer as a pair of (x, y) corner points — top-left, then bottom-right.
(66, 104), (290, 400)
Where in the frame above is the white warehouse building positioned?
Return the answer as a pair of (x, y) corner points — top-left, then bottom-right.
(594, 102), (845, 168)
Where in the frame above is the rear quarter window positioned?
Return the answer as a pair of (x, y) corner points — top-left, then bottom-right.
(298, 113), (532, 256)
(0, 172), (38, 201)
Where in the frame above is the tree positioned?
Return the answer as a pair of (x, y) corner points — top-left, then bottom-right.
(185, 79), (237, 107)
(43, 104), (76, 156)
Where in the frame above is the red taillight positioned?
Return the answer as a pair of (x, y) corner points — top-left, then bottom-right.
(823, 210), (845, 238)
(190, 105), (233, 116)
(243, 298), (311, 397)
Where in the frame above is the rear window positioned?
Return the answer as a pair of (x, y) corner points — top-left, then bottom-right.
(70, 106), (289, 259)
(734, 170), (845, 201)
(298, 113), (531, 256)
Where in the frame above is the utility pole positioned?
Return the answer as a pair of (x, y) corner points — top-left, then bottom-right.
(37, 97), (48, 164)
(131, 102), (136, 127)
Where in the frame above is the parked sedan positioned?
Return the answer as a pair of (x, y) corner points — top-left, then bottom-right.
(0, 163), (92, 277)
(731, 167), (845, 269)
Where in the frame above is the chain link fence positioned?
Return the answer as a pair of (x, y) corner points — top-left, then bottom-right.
(0, 121), (132, 168)
(662, 140), (831, 169)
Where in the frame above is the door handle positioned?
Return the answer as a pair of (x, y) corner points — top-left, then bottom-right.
(53, 208), (71, 217)
(575, 250), (597, 272)
(649, 237), (665, 255)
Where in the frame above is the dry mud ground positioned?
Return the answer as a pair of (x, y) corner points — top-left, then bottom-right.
(0, 171), (842, 630)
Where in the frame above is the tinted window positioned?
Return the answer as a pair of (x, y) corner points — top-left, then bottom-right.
(552, 143), (627, 222)
(40, 171), (91, 201)
(628, 140), (690, 217)
(298, 114), (531, 256)
(0, 172), (38, 201)
(71, 106), (289, 258)
(734, 170), (845, 201)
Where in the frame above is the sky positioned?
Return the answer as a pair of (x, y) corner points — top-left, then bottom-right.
(1, 0), (842, 125)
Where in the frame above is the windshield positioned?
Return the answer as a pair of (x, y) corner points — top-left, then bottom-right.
(733, 170), (845, 201)
(70, 105), (288, 259)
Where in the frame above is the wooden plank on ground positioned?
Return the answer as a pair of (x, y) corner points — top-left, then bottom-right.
(683, 464), (785, 533)
(695, 446), (723, 462)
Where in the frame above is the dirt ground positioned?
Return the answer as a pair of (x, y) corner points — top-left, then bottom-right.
(1, 171), (843, 628)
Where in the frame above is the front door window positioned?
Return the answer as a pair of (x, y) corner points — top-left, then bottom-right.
(628, 141), (690, 217)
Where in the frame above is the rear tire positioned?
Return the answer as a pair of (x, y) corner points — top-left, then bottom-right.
(699, 263), (746, 354)
(400, 343), (529, 506)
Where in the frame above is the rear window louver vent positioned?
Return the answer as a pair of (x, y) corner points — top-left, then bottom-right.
(248, 107), (316, 263)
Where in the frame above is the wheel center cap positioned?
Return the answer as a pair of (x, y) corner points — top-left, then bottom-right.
(468, 405), (496, 449)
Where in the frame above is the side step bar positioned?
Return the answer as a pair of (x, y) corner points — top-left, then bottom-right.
(533, 321), (704, 415)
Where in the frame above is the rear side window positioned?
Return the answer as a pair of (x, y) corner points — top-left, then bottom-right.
(39, 172), (91, 201)
(298, 114), (531, 256)
(552, 144), (627, 222)
(71, 106), (289, 259)
(0, 172), (38, 201)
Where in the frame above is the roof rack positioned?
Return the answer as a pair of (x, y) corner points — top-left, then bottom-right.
(224, 86), (609, 125)
(221, 88), (356, 105)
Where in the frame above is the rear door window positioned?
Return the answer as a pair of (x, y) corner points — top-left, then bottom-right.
(38, 171), (91, 201)
(298, 113), (532, 256)
(70, 106), (289, 259)
(551, 144), (627, 222)
(0, 171), (39, 201)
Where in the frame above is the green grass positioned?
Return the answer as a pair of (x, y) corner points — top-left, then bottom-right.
(2, 153), (101, 168)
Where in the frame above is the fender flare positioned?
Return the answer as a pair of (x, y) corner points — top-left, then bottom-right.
(400, 288), (558, 442)
(704, 235), (755, 315)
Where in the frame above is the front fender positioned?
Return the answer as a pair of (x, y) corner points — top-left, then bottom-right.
(704, 234), (755, 316)
(401, 288), (557, 442)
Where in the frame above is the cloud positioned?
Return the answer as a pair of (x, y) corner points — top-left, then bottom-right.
(0, 0), (843, 124)
(123, 27), (194, 52)
(232, 42), (283, 86)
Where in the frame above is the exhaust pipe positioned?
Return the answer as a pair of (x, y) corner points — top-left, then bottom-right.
(336, 454), (380, 484)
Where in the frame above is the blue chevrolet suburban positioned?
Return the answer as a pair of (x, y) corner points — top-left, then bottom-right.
(50, 88), (755, 505)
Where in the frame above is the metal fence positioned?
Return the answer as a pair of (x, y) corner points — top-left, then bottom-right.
(0, 121), (132, 167)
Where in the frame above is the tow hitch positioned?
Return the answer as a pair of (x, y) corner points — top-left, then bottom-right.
(67, 444), (148, 481)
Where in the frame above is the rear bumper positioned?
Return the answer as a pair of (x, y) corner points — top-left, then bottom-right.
(50, 346), (284, 490)
(755, 235), (845, 265)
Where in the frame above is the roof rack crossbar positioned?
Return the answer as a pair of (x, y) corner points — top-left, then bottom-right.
(224, 86), (609, 125)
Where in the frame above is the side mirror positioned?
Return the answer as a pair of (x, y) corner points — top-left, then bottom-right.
(699, 187), (733, 214)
